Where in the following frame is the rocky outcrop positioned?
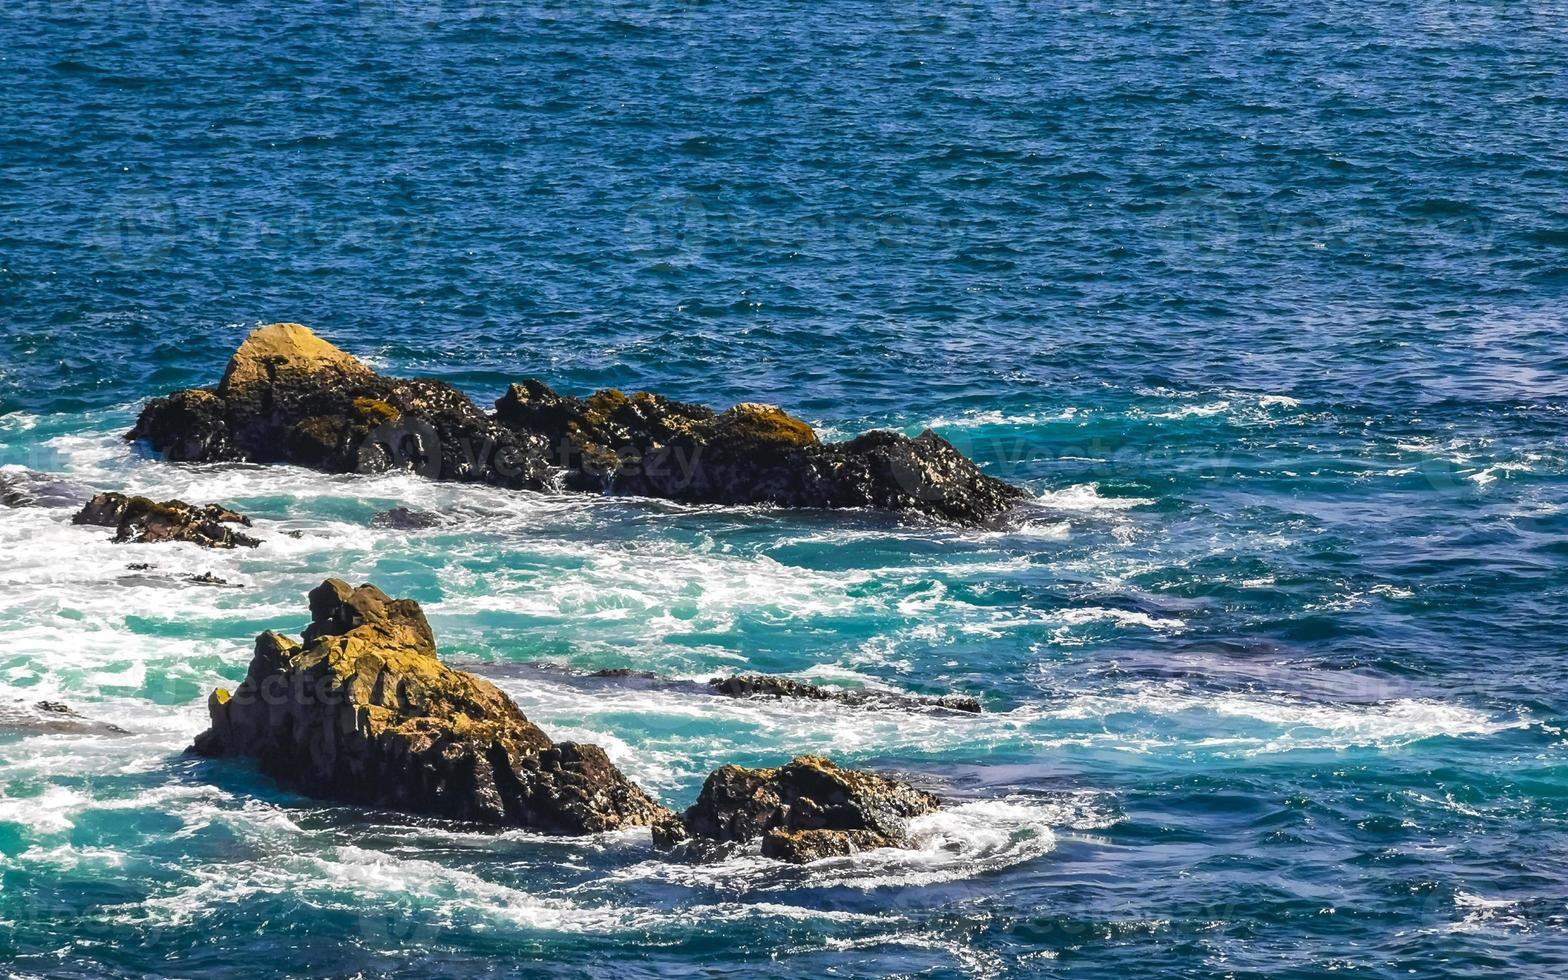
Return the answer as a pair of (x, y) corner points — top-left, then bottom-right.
(0, 468), (95, 509)
(191, 579), (669, 834)
(709, 674), (982, 714)
(128, 323), (556, 491)
(653, 755), (940, 863)
(73, 492), (260, 549)
(496, 379), (1024, 524)
(129, 324), (1024, 525)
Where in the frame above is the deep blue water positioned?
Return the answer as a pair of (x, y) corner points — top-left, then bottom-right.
(2, 1), (1567, 976)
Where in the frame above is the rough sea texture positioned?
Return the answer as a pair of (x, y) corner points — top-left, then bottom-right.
(2, 2), (1567, 976)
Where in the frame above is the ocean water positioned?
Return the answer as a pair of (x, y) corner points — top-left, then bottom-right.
(2, 1), (1567, 976)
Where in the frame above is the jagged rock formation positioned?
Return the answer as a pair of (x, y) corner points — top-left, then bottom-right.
(191, 579), (669, 834)
(129, 324), (1024, 525)
(128, 323), (556, 491)
(73, 492), (260, 549)
(653, 755), (941, 863)
(709, 674), (982, 713)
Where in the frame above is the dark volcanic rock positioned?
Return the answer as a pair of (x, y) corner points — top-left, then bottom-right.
(497, 379), (1024, 524)
(191, 579), (669, 834)
(0, 469), (95, 509)
(129, 323), (555, 492)
(73, 492), (261, 549)
(653, 755), (940, 863)
(709, 674), (982, 714)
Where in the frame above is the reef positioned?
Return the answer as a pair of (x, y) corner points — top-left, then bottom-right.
(129, 323), (1025, 525)
(709, 673), (982, 713)
(73, 492), (261, 549)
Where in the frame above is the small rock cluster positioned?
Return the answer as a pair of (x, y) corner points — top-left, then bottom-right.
(654, 755), (941, 862)
(73, 492), (260, 549)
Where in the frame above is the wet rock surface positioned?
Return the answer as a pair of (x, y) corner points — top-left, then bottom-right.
(73, 492), (261, 549)
(709, 674), (982, 713)
(654, 755), (941, 863)
(130, 325), (1023, 524)
(129, 323), (556, 492)
(191, 579), (669, 834)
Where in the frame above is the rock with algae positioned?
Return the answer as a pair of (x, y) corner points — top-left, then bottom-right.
(128, 323), (555, 491)
(495, 379), (1024, 525)
(191, 579), (669, 834)
(128, 324), (1024, 525)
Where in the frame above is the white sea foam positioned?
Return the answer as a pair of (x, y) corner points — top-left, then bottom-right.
(0, 785), (91, 834)
(1448, 891), (1528, 934)
(924, 407), (1079, 430)
(17, 843), (127, 869)
(1033, 483), (1153, 512)
(110, 828), (895, 936)
(1043, 681), (1524, 755)
(603, 796), (1091, 895)
(1146, 400), (1232, 420)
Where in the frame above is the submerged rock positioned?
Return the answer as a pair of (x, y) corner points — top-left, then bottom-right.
(0, 699), (129, 737)
(370, 506), (442, 530)
(191, 579), (669, 834)
(129, 325), (1023, 524)
(497, 379), (1024, 524)
(128, 323), (555, 491)
(653, 755), (940, 863)
(709, 674), (982, 714)
(0, 468), (95, 509)
(73, 492), (261, 549)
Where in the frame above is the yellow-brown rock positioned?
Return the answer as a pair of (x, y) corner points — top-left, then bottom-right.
(193, 579), (669, 834)
(217, 322), (373, 394)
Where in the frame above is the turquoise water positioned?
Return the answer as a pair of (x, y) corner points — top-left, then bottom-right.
(3, 1), (1568, 976)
